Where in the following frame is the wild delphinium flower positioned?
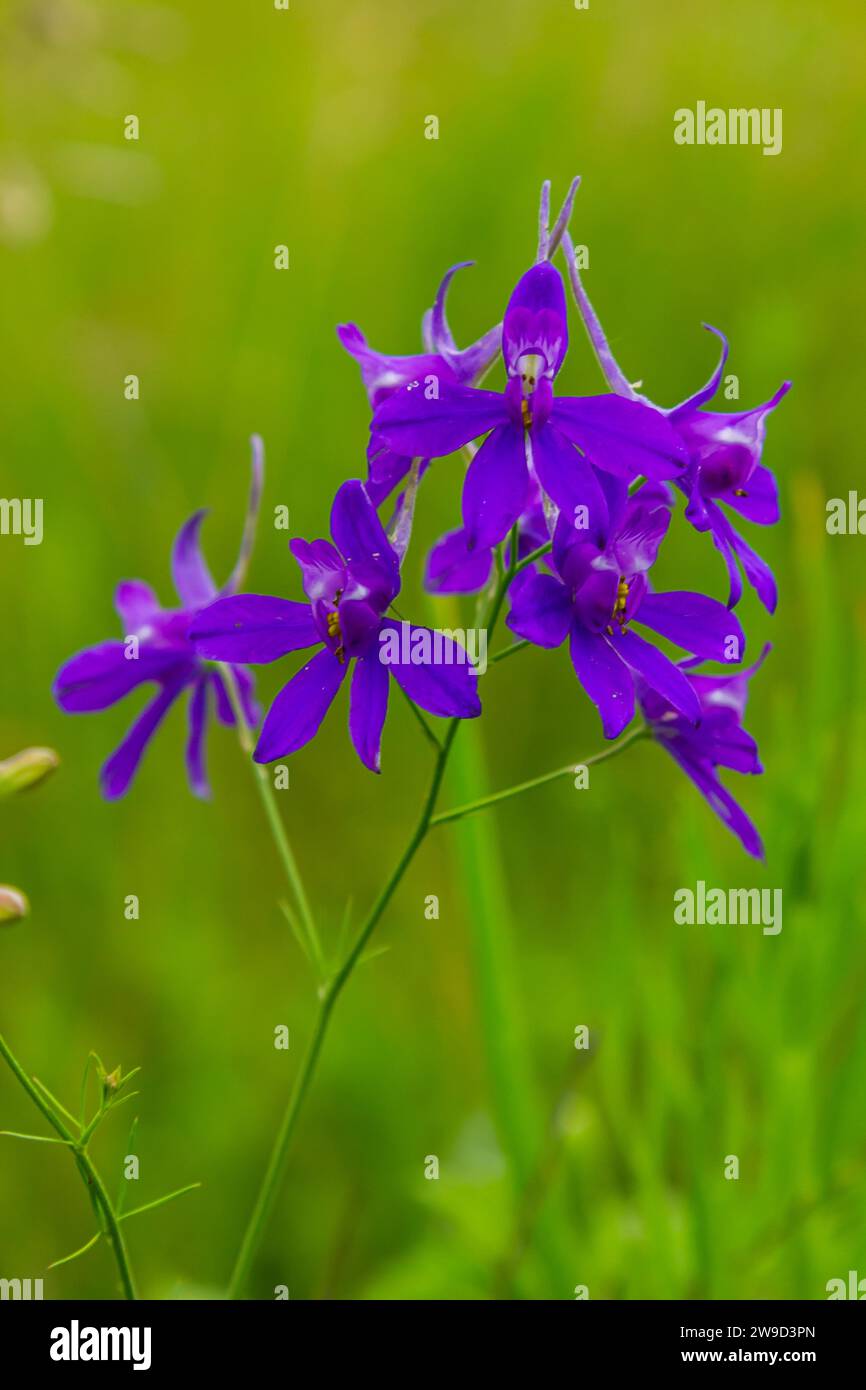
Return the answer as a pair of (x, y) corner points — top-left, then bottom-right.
(190, 479), (481, 772)
(561, 233), (790, 610)
(340, 179), (583, 511)
(637, 646), (770, 858)
(371, 256), (689, 550)
(506, 478), (745, 737)
(338, 262), (502, 505)
(53, 442), (264, 799)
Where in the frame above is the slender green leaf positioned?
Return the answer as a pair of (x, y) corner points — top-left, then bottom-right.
(0, 1130), (73, 1145)
(119, 1182), (202, 1222)
(48, 1231), (102, 1270)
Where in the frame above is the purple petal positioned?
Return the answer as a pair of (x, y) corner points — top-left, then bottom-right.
(705, 504), (745, 609)
(366, 436), (414, 506)
(573, 568), (620, 632)
(253, 646), (346, 763)
(691, 715), (763, 775)
(507, 573), (572, 648)
(551, 394), (688, 481)
(172, 510), (218, 609)
(185, 678), (210, 799)
(372, 379), (506, 459)
(502, 262), (569, 378)
(674, 381), (791, 495)
(330, 480), (399, 590)
(687, 643), (771, 727)
(349, 651), (390, 773)
(289, 538), (346, 607)
(530, 423), (609, 538)
(669, 325), (730, 414)
(100, 682), (185, 800)
(712, 507), (777, 614)
(611, 482), (673, 575)
(54, 642), (189, 713)
(462, 424), (529, 549)
(115, 581), (160, 632)
(569, 625), (635, 739)
(189, 594), (319, 664)
(332, 595), (385, 659)
(666, 747), (764, 859)
(337, 322), (456, 408)
(722, 465), (779, 526)
(429, 261), (503, 382)
(636, 591), (746, 662)
(425, 527), (493, 595)
(612, 629), (700, 723)
(380, 620), (482, 719)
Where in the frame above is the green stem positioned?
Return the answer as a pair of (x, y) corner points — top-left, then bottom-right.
(395, 678), (441, 750)
(491, 638), (529, 665)
(0, 1033), (137, 1300)
(227, 717), (461, 1298)
(220, 664), (324, 977)
(514, 539), (552, 575)
(431, 725), (648, 828)
(227, 538), (522, 1298)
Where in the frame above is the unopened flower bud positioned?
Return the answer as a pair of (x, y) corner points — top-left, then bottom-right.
(103, 1065), (122, 1097)
(0, 747), (60, 797)
(0, 885), (30, 924)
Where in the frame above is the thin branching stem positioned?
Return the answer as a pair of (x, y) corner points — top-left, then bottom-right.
(220, 664), (325, 978)
(0, 1033), (138, 1299)
(431, 725), (648, 828)
(226, 534), (522, 1298)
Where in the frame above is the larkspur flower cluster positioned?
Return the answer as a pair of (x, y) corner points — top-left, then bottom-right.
(55, 180), (788, 857)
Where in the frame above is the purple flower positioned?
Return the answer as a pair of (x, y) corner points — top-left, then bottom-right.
(371, 261), (689, 551)
(562, 235), (790, 611)
(190, 481), (481, 773)
(506, 476), (745, 739)
(638, 646), (770, 858)
(671, 330), (790, 612)
(54, 443), (264, 800)
(338, 262), (501, 506)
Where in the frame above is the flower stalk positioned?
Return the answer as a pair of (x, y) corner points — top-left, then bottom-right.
(219, 663), (324, 977)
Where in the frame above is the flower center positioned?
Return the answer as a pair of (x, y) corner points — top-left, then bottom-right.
(518, 352), (544, 394)
(606, 576), (630, 635)
(326, 591), (345, 663)
(521, 398), (532, 430)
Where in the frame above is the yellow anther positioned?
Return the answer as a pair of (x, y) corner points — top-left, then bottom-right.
(521, 398), (532, 430)
(607, 577), (630, 635)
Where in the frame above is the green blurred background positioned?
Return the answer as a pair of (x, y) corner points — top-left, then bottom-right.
(1, 0), (865, 1300)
